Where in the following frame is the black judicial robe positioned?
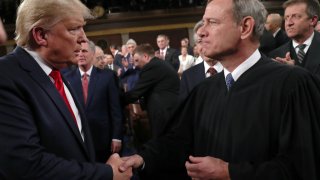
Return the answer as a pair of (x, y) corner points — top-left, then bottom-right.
(139, 56), (320, 180)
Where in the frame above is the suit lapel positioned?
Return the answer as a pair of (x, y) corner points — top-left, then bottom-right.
(72, 69), (86, 108)
(304, 31), (320, 68)
(15, 47), (90, 158)
(86, 67), (99, 107)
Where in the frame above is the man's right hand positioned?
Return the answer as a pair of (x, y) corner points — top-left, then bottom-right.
(106, 153), (132, 180)
(119, 154), (144, 172)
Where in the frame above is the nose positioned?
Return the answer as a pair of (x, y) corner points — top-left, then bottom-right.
(197, 25), (206, 39)
(77, 28), (87, 44)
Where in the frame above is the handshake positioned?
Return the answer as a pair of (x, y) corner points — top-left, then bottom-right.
(106, 153), (144, 180)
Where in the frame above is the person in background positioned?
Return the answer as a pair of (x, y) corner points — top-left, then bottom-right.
(192, 45), (200, 63)
(180, 20), (223, 101)
(0, 17), (7, 44)
(178, 46), (194, 77)
(94, 45), (106, 69)
(269, 0), (320, 77)
(156, 34), (180, 71)
(265, 13), (290, 48)
(124, 43), (180, 139)
(123, 43), (184, 179)
(180, 37), (194, 56)
(120, 39), (140, 91)
(259, 28), (277, 55)
(120, 0), (320, 179)
(0, 0), (131, 179)
(110, 43), (123, 68)
(65, 40), (124, 163)
(316, 20), (320, 32)
(105, 53), (121, 76)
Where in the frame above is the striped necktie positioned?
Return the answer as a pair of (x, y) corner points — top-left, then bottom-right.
(297, 44), (306, 64)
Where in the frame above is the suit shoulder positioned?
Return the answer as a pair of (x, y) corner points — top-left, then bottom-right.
(97, 68), (117, 77)
(0, 53), (21, 74)
(268, 42), (291, 58)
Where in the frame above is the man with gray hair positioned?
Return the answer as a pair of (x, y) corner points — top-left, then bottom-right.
(180, 20), (223, 101)
(120, 0), (320, 179)
(0, 0), (131, 179)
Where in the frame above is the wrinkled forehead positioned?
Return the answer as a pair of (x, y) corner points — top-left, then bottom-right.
(203, 0), (233, 20)
(284, 3), (307, 15)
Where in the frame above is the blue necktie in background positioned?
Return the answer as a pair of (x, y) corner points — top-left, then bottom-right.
(226, 73), (234, 91)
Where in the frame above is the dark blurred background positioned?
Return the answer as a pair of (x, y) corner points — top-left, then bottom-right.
(0, 0), (284, 25)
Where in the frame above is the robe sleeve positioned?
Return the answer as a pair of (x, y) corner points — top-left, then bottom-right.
(229, 70), (320, 180)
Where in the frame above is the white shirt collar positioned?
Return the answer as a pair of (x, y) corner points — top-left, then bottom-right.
(23, 48), (53, 76)
(160, 47), (168, 54)
(79, 66), (93, 77)
(204, 61), (223, 74)
(223, 49), (261, 81)
(292, 32), (314, 53)
(273, 28), (281, 37)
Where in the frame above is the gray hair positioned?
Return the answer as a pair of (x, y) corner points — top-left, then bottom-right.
(207, 0), (267, 40)
(126, 39), (137, 46)
(193, 20), (204, 43)
(15, 0), (93, 47)
(88, 40), (96, 53)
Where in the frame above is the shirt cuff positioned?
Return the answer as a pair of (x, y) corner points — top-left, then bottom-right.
(112, 139), (122, 142)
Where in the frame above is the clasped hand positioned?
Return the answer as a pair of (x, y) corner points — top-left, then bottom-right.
(106, 153), (132, 180)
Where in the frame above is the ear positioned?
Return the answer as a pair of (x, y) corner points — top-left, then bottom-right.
(240, 16), (255, 40)
(31, 27), (48, 46)
(310, 15), (318, 27)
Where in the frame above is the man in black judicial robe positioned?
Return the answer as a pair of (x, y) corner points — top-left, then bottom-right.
(120, 0), (320, 179)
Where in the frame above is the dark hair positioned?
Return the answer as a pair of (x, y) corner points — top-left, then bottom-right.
(134, 43), (155, 57)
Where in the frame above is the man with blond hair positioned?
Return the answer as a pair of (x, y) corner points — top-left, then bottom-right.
(0, 0), (131, 179)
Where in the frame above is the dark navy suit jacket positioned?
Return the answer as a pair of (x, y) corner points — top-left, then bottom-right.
(0, 47), (112, 179)
(65, 66), (123, 161)
(179, 62), (206, 101)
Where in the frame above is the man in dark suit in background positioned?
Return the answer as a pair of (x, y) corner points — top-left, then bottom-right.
(269, 0), (320, 77)
(110, 43), (124, 68)
(156, 34), (180, 71)
(265, 13), (290, 48)
(0, 0), (131, 179)
(123, 43), (184, 179)
(124, 43), (180, 139)
(105, 53), (121, 76)
(180, 20), (223, 101)
(65, 40), (123, 163)
(259, 28), (277, 55)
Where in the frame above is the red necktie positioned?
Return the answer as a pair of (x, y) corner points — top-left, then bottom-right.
(82, 73), (89, 104)
(207, 67), (217, 77)
(50, 69), (77, 126)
